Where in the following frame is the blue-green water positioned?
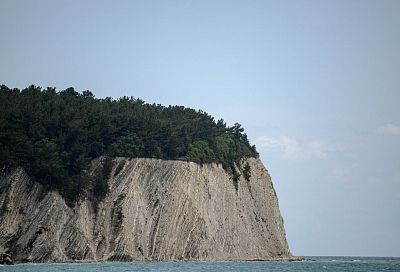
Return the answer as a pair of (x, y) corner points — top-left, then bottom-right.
(1, 257), (399, 271)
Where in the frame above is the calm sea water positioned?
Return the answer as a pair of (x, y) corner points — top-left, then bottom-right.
(1, 257), (399, 272)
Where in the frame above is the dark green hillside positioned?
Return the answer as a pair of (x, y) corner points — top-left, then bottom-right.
(0, 85), (258, 201)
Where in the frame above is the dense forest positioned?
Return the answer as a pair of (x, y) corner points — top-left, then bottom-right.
(0, 85), (258, 202)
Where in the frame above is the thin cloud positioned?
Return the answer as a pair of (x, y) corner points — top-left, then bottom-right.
(254, 136), (338, 160)
(377, 124), (400, 135)
(309, 140), (329, 159)
(254, 136), (303, 159)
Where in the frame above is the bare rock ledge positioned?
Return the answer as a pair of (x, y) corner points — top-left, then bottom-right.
(0, 157), (293, 262)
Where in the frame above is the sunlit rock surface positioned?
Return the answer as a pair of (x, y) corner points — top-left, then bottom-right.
(0, 157), (292, 262)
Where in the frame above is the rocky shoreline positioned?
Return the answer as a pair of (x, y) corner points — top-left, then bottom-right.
(3, 255), (302, 264)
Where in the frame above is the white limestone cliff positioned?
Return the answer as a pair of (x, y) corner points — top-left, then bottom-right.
(0, 157), (292, 262)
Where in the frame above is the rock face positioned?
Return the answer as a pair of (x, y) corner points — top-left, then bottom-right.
(0, 157), (292, 262)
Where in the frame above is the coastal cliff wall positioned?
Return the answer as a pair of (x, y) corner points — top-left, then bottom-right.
(0, 157), (291, 262)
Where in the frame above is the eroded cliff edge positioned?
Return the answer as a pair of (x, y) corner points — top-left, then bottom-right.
(0, 157), (292, 262)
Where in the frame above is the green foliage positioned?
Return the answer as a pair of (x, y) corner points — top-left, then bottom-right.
(243, 162), (251, 181)
(0, 85), (258, 202)
(231, 165), (241, 190)
(186, 140), (215, 164)
(94, 156), (113, 197)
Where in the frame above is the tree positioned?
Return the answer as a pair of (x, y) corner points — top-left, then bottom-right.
(0, 85), (258, 202)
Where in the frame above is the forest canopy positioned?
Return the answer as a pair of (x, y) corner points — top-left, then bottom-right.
(0, 85), (258, 201)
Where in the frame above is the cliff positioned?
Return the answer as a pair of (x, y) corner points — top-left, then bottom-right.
(0, 157), (292, 262)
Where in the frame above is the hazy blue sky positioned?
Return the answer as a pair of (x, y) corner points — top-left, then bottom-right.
(1, 0), (399, 257)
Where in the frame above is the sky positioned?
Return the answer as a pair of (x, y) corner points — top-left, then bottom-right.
(1, 0), (399, 257)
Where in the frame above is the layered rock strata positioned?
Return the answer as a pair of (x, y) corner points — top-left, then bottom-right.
(0, 157), (292, 262)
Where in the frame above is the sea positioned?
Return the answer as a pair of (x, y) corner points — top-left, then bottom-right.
(1, 257), (399, 272)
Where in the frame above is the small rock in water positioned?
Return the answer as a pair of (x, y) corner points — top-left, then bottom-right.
(0, 252), (14, 265)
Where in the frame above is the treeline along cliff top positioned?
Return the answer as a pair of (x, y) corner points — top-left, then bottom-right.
(0, 85), (258, 202)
